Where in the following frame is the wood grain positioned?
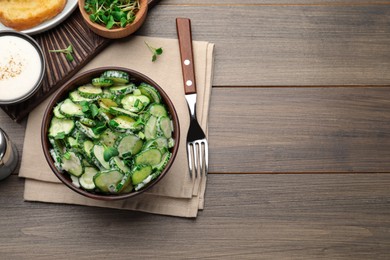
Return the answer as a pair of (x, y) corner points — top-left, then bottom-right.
(164, 0), (390, 4)
(137, 4), (390, 86)
(0, 174), (389, 259)
(1, 1), (390, 259)
(176, 18), (197, 94)
(209, 87), (390, 173)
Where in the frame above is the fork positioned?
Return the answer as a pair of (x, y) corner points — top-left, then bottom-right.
(176, 18), (208, 178)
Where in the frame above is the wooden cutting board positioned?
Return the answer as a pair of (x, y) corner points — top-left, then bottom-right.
(1, 0), (159, 122)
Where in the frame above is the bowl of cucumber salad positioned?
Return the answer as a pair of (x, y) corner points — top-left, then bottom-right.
(41, 67), (179, 200)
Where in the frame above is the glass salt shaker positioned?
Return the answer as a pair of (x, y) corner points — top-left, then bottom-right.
(0, 128), (19, 181)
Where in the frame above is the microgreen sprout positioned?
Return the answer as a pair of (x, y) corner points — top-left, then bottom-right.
(144, 41), (163, 62)
(84, 0), (140, 29)
(49, 44), (74, 62)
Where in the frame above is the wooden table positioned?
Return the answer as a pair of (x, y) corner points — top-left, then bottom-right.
(1, 1), (390, 258)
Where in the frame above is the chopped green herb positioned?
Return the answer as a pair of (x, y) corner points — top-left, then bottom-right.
(144, 41), (163, 62)
(80, 101), (99, 119)
(84, 0), (140, 29)
(134, 99), (140, 108)
(103, 147), (119, 161)
(49, 44), (74, 62)
(54, 132), (66, 140)
(109, 120), (119, 128)
(63, 152), (71, 160)
(90, 104), (99, 118)
(92, 121), (107, 135)
(134, 117), (145, 127)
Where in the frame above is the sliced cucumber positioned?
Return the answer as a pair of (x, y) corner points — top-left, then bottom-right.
(154, 152), (171, 171)
(131, 165), (153, 185)
(109, 84), (135, 95)
(116, 134), (143, 158)
(109, 156), (130, 173)
(53, 102), (65, 119)
(66, 136), (78, 148)
(158, 116), (172, 139)
(149, 103), (167, 117)
(48, 117), (75, 138)
(76, 121), (100, 139)
(144, 116), (158, 140)
(78, 84), (103, 98)
(134, 148), (162, 167)
(116, 172), (133, 193)
(121, 94), (150, 112)
(109, 115), (142, 132)
(79, 167), (98, 190)
(70, 175), (81, 188)
(143, 136), (169, 151)
(91, 144), (110, 170)
(101, 70), (129, 84)
(82, 158), (92, 167)
(98, 98), (118, 110)
(70, 128), (87, 142)
(101, 88), (114, 99)
(168, 138), (175, 148)
(82, 140), (94, 158)
(49, 148), (63, 171)
(92, 78), (114, 87)
(80, 117), (96, 127)
(109, 107), (139, 119)
(100, 128), (119, 147)
(69, 90), (96, 102)
(49, 138), (66, 170)
(60, 99), (84, 117)
(139, 83), (161, 104)
(134, 171), (161, 191)
(98, 110), (113, 123)
(133, 89), (141, 96)
(61, 151), (84, 177)
(93, 170), (124, 193)
(49, 136), (66, 154)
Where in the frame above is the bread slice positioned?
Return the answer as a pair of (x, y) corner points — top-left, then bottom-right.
(0, 0), (67, 31)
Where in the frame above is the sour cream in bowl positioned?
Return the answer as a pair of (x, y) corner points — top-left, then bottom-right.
(0, 31), (45, 105)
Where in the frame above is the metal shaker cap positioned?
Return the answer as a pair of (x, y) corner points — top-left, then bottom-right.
(0, 128), (7, 163)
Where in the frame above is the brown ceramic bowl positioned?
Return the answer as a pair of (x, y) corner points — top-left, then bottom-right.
(41, 67), (180, 201)
(78, 0), (148, 39)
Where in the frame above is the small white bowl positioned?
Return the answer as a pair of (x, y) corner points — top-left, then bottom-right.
(0, 31), (45, 105)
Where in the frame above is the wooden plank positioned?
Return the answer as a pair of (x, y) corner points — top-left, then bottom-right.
(0, 174), (389, 259)
(164, 0), (390, 4)
(209, 87), (390, 173)
(139, 4), (390, 86)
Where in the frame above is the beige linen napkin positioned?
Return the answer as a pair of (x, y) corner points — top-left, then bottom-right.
(19, 36), (214, 218)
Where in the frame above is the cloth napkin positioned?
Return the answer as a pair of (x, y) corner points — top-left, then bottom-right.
(19, 35), (214, 218)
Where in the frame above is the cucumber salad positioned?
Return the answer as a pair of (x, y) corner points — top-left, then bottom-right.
(47, 70), (175, 194)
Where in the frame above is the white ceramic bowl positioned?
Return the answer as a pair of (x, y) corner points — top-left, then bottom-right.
(0, 31), (45, 105)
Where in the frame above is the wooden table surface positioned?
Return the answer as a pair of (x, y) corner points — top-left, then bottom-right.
(1, 1), (390, 259)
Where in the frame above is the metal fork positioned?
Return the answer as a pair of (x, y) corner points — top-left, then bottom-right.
(176, 18), (208, 178)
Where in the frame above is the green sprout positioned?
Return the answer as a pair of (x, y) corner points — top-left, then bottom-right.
(49, 44), (74, 62)
(144, 41), (163, 62)
(84, 0), (139, 29)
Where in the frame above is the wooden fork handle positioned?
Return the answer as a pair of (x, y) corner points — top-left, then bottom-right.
(176, 18), (197, 94)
